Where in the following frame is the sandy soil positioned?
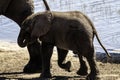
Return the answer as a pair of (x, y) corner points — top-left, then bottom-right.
(0, 41), (120, 80)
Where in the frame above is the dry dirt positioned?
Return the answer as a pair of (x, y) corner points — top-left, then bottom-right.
(0, 41), (120, 80)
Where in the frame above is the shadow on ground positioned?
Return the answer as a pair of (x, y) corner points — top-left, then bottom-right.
(0, 72), (86, 80)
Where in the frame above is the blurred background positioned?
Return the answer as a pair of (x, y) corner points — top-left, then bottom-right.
(0, 0), (120, 52)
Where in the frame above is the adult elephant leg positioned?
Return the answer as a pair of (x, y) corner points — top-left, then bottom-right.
(57, 48), (71, 72)
(23, 41), (42, 73)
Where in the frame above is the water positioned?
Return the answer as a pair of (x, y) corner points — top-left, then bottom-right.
(0, 0), (120, 52)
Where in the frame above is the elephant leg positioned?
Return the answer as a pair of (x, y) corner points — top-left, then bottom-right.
(85, 47), (99, 80)
(57, 48), (71, 72)
(77, 54), (88, 76)
(40, 42), (54, 78)
(23, 41), (42, 73)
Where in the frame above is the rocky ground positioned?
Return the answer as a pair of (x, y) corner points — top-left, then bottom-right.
(0, 41), (120, 80)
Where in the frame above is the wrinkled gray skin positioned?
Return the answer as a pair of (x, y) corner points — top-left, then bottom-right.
(0, 0), (63, 73)
(0, 0), (38, 73)
(18, 11), (111, 79)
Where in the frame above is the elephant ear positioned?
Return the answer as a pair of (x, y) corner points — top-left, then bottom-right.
(31, 11), (53, 38)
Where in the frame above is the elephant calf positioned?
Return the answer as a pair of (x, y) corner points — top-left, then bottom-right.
(17, 11), (111, 79)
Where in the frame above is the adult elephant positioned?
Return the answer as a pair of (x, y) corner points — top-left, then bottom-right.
(0, 0), (42, 73)
(0, 0), (70, 73)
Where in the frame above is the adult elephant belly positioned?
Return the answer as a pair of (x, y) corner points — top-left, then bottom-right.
(0, 0), (11, 14)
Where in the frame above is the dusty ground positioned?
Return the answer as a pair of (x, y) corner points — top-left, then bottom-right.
(0, 41), (120, 80)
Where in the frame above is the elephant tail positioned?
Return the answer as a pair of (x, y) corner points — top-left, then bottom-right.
(43, 0), (51, 11)
(94, 30), (111, 58)
(92, 23), (111, 58)
(82, 13), (111, 58)
(91, 21), (111, 58)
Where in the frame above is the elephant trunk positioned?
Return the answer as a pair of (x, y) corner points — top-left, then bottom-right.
(17, 31), (27, 47)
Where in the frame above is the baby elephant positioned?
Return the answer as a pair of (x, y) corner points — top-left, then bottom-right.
(17, 11), (111, 79)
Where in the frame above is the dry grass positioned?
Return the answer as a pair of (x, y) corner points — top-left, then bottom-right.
(0, 41), (120, 80)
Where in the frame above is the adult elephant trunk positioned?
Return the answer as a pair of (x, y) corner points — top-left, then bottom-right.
(17, 30), (27, 47)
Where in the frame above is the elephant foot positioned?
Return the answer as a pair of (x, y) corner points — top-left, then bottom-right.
(23, 63), (42, 73)
(86, 73), (100, 80)
(77, 69), (88, 76)
(59, 61), (71, 72)
(77, 65), (88, 76)
(64, 61), (71, 72)
(40, 72), (52, 78)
